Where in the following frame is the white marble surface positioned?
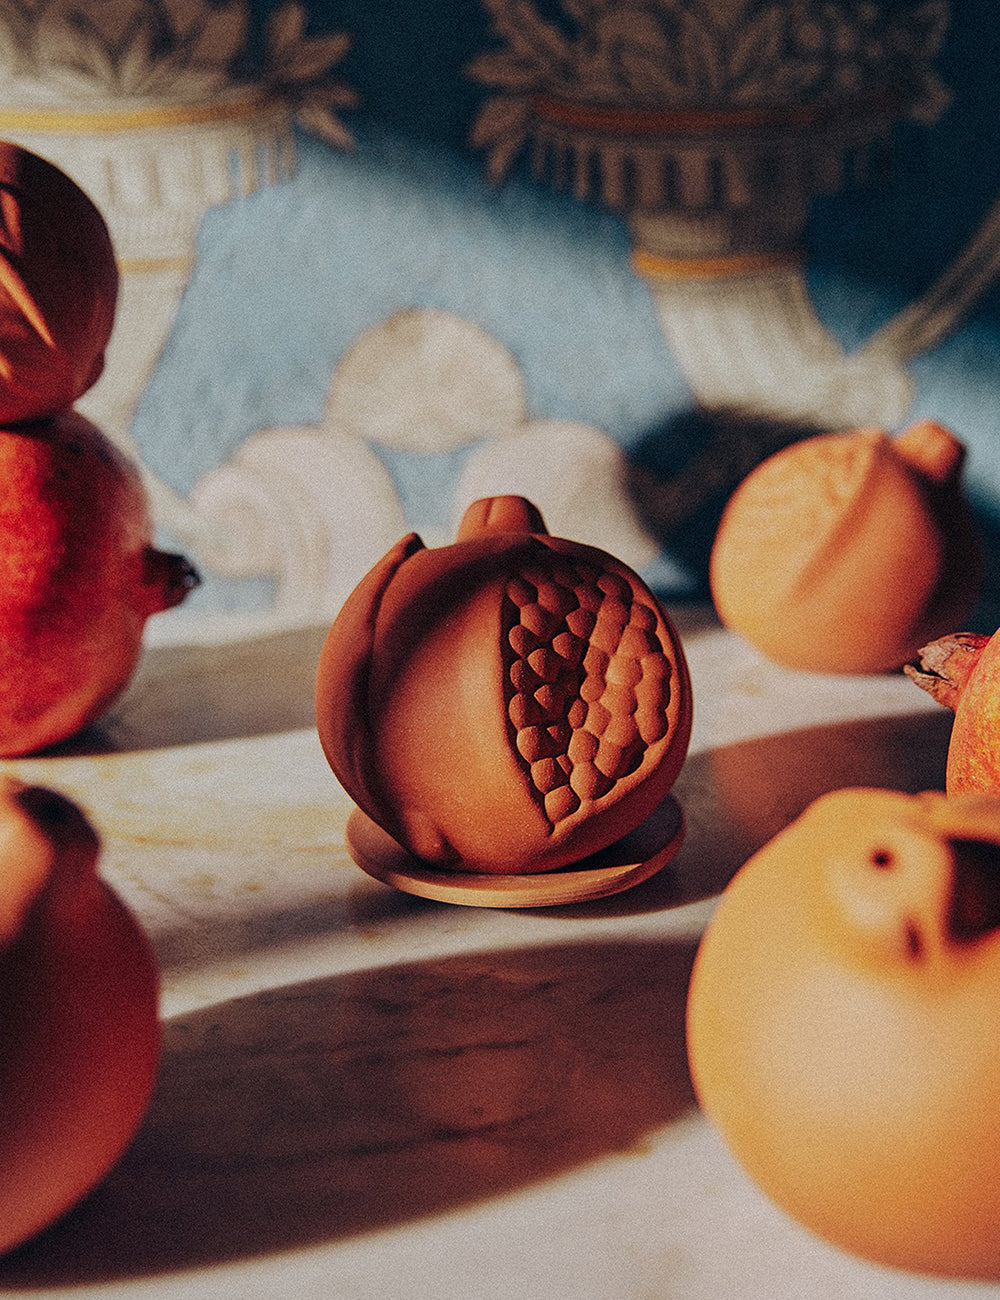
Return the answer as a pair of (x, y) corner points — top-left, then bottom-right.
(0, 604), (993, 1300)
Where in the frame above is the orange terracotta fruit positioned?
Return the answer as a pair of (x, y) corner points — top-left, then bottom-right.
(709, 421), (982, 673)
(907, 629), (1000, 793)
(316, 495), (692, 874)
(0, 142), (118, 423)
(687, 787), (1000, 1278)
(0, 777), (159, 1255)
(0, 409), (197, 756)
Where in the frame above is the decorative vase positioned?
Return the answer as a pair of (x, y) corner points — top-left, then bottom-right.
(468, 0), (985, 430)
(0, 94), (295, 515)
(0, 0), (355, 557)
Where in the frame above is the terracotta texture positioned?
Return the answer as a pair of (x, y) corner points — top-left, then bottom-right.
(316, 495), (692, 874)
(0, 409), (197, 756)
(0, 777), (159, 1256)
(687, 787), (1000, 1279)
(0, 143), (118, 424)
(907, 629), (1000, 793)
(709, 421), (982, 674)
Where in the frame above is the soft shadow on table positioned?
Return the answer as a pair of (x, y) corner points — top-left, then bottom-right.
(0, 938), (697, 1286)
(546, 707), (954, 920)
(150, 877), (432, 977)
(49, 606), (721, 756)
(41, 622), (333, 754)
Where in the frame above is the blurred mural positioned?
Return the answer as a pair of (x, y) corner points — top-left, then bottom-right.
(2, 0), (999, 625)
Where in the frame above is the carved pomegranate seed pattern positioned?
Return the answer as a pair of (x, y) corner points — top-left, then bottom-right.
(503, 554), (673, 828)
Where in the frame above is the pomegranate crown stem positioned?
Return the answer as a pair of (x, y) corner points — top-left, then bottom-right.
(904, 632), (991, 711)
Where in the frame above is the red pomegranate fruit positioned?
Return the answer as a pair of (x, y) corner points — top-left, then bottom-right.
(907, 629), (1000, 793)
(0, 142), (197, 754)
(0, 409), (197, 755)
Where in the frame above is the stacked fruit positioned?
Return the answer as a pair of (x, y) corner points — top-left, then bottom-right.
(0, 144), (195, 1255)
(0, 143), (197, 759)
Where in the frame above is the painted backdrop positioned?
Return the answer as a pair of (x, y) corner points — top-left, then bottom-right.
(8, 1), (997, 624)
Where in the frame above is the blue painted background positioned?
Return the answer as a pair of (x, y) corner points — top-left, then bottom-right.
(131, 1), (1000, 618)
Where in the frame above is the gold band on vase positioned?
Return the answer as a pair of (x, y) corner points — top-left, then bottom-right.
(631, 246), (804, 280)
(0, 94), (274, 134)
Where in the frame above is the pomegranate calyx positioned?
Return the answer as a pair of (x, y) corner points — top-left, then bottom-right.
(904, 632), (991, 711)
(140, 546), (200, 614)
(893, 420), (966, 487)
(456, 495), (547, 540)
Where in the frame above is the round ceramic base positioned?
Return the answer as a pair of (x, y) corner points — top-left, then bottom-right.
(345, 795), (685, 908)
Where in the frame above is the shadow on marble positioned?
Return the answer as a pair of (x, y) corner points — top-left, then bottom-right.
(138, 709), (954, 976)
(149, 875), (431, 977)
(37, 607), (720, 758)
(0, 938), (698, 1285)
(37, 622), (334, 755)
(540, 708), (953, 920)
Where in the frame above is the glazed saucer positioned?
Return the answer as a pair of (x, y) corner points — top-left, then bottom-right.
(345, 795), (685, 908)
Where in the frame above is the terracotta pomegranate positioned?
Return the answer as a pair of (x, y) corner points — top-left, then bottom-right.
(316, 495), (692, 874)
(0, 777), (159, 1256)
(906, 629), (1000, 793)
(687, 787), (1000, 1279)
(0, 142), (118, 423)
(709, 421), (982, 673)
(0, 409), (197, 756)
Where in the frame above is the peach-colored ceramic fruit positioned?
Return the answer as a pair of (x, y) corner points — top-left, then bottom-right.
(687, 787), (1000, 1279)
(316, 495), (692, 874)
(906, 629), (1000, 793)
(709, 421), (982, 673)
(0, 142), (118, 423)
(0, 777), (159, 1256)
(0, 408), (197, 755)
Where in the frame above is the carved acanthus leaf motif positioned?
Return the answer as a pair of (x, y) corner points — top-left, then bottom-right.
(0, 0), (356, 143)
(468, 0), (951, 186)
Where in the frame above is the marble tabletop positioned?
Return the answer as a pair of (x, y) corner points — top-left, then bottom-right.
(0, 603), (993, 1300)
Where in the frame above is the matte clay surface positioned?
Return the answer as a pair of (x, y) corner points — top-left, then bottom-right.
(709, 421), (982, 674)
(687, 787), (1000, 1279)
(345, 792), (684, 906)
(0, 604), (969, 1300)
(907, 629), (1000, 793)
(0, 777), (159, 1256)
(0, 143), (117, 423)
(0, 409), (197, 756)
(316, 495), (692, 875)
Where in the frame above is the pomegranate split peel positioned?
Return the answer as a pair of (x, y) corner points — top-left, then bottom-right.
(0, 142), (118, 424)
(317, 495), (692, 875)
